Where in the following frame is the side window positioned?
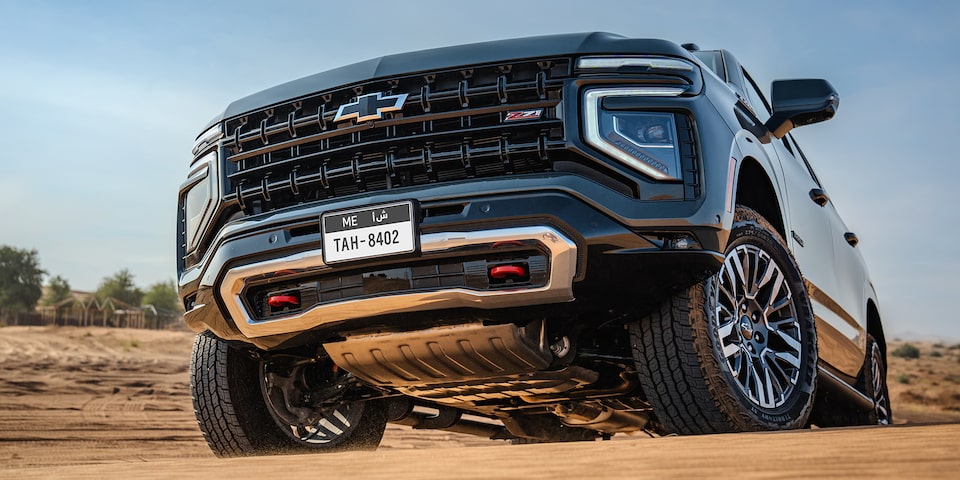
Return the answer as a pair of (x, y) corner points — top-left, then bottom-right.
(741, 68), (771, 122)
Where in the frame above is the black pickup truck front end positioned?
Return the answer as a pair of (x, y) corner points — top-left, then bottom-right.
(178, 32), (737, 350)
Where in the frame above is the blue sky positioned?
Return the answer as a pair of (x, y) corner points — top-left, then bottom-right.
(1, 0), (958, 339)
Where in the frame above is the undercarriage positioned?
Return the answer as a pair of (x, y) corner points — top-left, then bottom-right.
(256, 317), (658, 443)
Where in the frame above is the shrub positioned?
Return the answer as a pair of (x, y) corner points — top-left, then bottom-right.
(121, 339), (140, 352)
(930, 350), (943, 358)
(892, 343), (920, 359)
(896, 373), (910, 384)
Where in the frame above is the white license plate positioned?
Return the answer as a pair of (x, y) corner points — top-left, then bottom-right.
(321, 201), (417, 264)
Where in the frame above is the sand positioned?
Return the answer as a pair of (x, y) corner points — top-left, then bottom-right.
(1, 326), (958, 478)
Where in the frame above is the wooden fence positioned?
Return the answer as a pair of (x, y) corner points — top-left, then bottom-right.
(1, 296), (182, 330)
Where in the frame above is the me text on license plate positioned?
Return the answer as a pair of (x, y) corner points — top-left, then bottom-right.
(321, 201), (416, 264)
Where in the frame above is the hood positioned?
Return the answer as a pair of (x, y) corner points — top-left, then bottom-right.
(206, 32), (693, 128)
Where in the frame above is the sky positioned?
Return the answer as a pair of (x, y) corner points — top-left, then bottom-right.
(0, 0), (958, 340)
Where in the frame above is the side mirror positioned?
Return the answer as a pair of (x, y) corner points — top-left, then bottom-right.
(764, 79), (839, 138)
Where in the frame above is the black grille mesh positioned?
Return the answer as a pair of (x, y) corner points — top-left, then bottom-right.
(221, 59), (573, 214)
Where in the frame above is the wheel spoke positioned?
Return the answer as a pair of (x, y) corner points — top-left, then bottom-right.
(762, 362), (778, 408)
(318, 416), (345, 436)
(772, 328), (802, 354)
(766, 349), (794, 384)
(722, 341), (741, 359)
(730, 255), (747, 293)
(722, 256), (733, 287)
(297, 424), (328, 442)
(719, 283), (739, 310)
(717, 302), (736, 324)
(718, 319), (736, 339)
(774, 350), (801, 369)
(765, 295), (791, 317)
(755, 259), (776, 292)
(295, 407), (352, 442)
(748, 361), (765, 406)
(333, 409), (352, 428)
(731, 352), (744, 377)
(876, 395), (888, 414)
(763, 270), (785, 311)
(766, 358), (795, 400)
(741, 250), (756, 297)
(767, 316), (798, 330)
(741, 360), (753, 396)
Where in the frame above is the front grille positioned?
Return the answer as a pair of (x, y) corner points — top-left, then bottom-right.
(221, 58), (573, 215)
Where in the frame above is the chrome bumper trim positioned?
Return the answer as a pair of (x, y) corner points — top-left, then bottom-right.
(220, 226), (578, 338)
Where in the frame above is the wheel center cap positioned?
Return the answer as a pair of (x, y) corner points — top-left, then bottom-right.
(739, 315), (754, 338)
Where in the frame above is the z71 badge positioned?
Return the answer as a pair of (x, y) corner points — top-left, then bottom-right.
(504, 109), (543, 122)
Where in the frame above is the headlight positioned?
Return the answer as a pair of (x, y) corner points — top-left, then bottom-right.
(583, 87), (685, 181)
(182, 151), (217, 252)
(192, 123), (223, 157)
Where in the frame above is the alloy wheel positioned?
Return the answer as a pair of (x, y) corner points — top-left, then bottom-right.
(715, 244), (803, 409)
(259, 361), (365, 444)
(870, 343), (891, 425)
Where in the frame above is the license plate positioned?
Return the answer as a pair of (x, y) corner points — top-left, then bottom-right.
(321, 201), (417, 264)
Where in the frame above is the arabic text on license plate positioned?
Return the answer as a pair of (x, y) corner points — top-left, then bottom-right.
(321, 202), (416, 264)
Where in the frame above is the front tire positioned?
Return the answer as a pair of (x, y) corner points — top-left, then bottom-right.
(630, 206), (818, 434)
(190, 331), (387, 457)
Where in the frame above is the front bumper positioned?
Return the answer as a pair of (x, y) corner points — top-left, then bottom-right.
(219, 226), (577, 338)
(180, 174), (725, 350)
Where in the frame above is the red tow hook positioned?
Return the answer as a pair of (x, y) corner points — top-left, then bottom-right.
(267, 294), (300, 308)
(489, 265), (528, 280)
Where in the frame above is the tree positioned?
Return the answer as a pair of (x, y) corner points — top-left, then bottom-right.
(96, 269), (143, 306)
(40, 275), (72, 306)
(0, 245), (46, 321)
(142, 280), (181, 313)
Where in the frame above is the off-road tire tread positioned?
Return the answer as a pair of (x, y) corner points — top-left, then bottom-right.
(190, 331), (260, 457)
(630, 292), (732, 434)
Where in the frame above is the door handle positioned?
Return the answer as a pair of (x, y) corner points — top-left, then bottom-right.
(844, 232), (859, 247)
(809, 188), (829, 207)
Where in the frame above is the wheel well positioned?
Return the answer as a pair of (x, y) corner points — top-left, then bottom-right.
(867, 300), (886, 359)
(736, 159), (786, 240)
